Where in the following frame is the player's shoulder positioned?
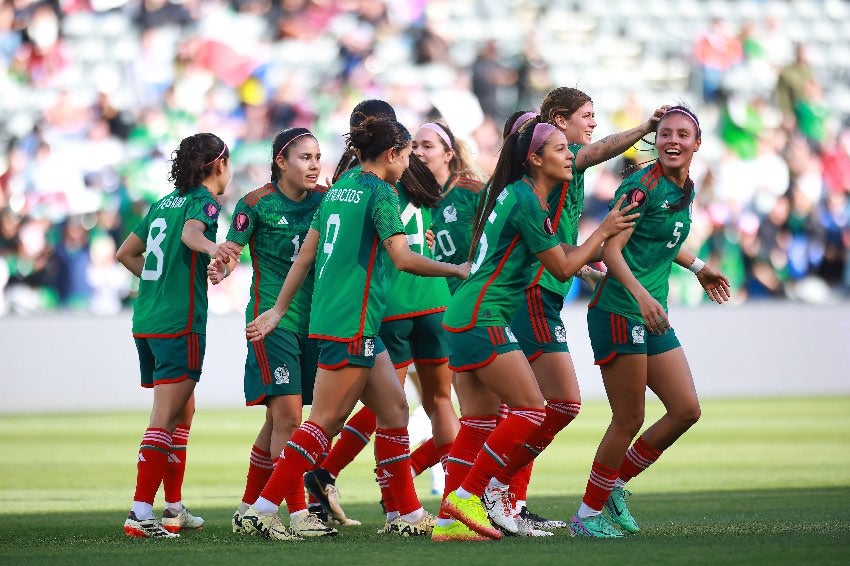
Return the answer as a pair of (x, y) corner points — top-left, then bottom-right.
(242, 183), (276, 207)
(628, 162), (663, 192)
(454, 176), (485, 194)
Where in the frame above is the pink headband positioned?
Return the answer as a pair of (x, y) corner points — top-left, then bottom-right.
(525, 123), (558, 163)
(276, 132), (313, 160)
(204, 143), (227, 166)
(419, 122), (453, 150)
(510, 112), (538, 136)
(661, 108), (701, 139)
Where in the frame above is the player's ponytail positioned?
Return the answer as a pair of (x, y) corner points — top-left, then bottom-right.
(169, 133), (228, 194)
(332, 99), (398, 183)
(466, 117), (539, 263)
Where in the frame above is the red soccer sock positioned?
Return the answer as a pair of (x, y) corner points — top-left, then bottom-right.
(441, 417), (498, 502)
(461, 408), (545, 497)
(618, 435), (663, 482)
(509, 461), (533, 503)
(410, 438), (440, 476)
(495, 400), (580, 485)
(133, 427), (172, 505)
(375, 427), (419, 515)
(259, 421), (329, 513)
(163, 424), (190, 504)
(241, 445), (274, 505)
(322, 407), (376, 477)
(582, 460), (619, 511)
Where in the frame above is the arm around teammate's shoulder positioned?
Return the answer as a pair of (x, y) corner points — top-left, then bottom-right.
(535, 195), (639, 282)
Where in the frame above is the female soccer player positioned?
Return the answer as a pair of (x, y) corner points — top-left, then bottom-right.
(302, 101), (452, 527)
(207, 128), (336, 537)
(241, 115), (469, 541)
(116, 133), (230, 538)
(570, 106), (731, 538)
(491, 92), (673, 532)
(434, 118), (640, 541)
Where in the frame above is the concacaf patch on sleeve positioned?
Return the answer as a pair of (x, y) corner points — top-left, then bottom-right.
(205, 202), (220, 220)
(625, 188), (647, 208)
(233, 211), (250, 232)
(543, 217), (555, 235)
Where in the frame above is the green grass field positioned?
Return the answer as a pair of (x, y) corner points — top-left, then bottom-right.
(2, 397), (849, 565)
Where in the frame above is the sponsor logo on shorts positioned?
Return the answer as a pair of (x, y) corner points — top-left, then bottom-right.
(631, 325), (645, 344)
(443, 205), (457, 223)
(504, 326), (517, 343)
(363, 338), (374, 357)
(555, 325), (567, 343)
(274, 365), (290, 385)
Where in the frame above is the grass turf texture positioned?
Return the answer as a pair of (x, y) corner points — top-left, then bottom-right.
(1, 397), (848, 564)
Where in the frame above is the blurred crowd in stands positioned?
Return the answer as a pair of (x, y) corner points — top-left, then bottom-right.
(0, 0), (848, 317)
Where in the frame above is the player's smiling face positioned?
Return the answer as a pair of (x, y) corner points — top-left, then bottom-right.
(656, 113), (700, 171)
(557, 101), (596, 145)
(413, 128), (452, 179)
(533, 129), (574, 184)
(279, 137), (321, 192)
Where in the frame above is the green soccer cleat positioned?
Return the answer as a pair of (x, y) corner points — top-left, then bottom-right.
(432, 520), (489, 542)
(569, 513), (624, 539)
(605, 487), (640, 533)
(441, 491), (502, 540)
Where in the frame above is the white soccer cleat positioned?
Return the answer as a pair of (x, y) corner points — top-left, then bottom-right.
(161, 507), (204, 533)
(241, 506), (303, 541)
(290, 511), (339, 537)
(123, 511), (179, 538)
(482, 484), (519, 534)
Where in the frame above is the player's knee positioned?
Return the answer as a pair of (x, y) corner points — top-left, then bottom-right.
(375, 397), (409, 429)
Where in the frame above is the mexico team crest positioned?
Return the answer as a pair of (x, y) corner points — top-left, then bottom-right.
(555, 325), (567, 343)
(631, 325), (645, 344)
(443, 205), (457, 223)
(274, 365), (290, 385)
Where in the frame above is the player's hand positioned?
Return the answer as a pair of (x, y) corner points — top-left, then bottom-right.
(207, 258), (227, 285)
(695, 263), (732, 304)
(637, 292), (669, 335)
(455, 261), (471, 280)
(245, 309), (282, 342)
(599, 195), (639, 238)
(425, 228), (436, 252)
(577, 265), (605, 292)
(646, 105), (673, 130)
(215, 241), (242, 263)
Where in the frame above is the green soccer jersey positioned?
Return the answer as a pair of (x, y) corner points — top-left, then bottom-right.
(309, 171), (404, 341)
(131, 186), (220, 337)
(589, 162), (693, 319)
(532, 142), (586, 297)
(431, 176), (485, 295)
(443, 176), (559, 331)
(382, 182), (451, 321)
(227, 182), (324, 334)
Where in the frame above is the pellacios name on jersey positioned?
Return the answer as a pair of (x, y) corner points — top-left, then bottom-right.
(156, 195), (188, 209)
(325, 187), (363, 203)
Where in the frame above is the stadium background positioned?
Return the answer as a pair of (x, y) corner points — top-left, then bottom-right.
(0, 0), (848, 413)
